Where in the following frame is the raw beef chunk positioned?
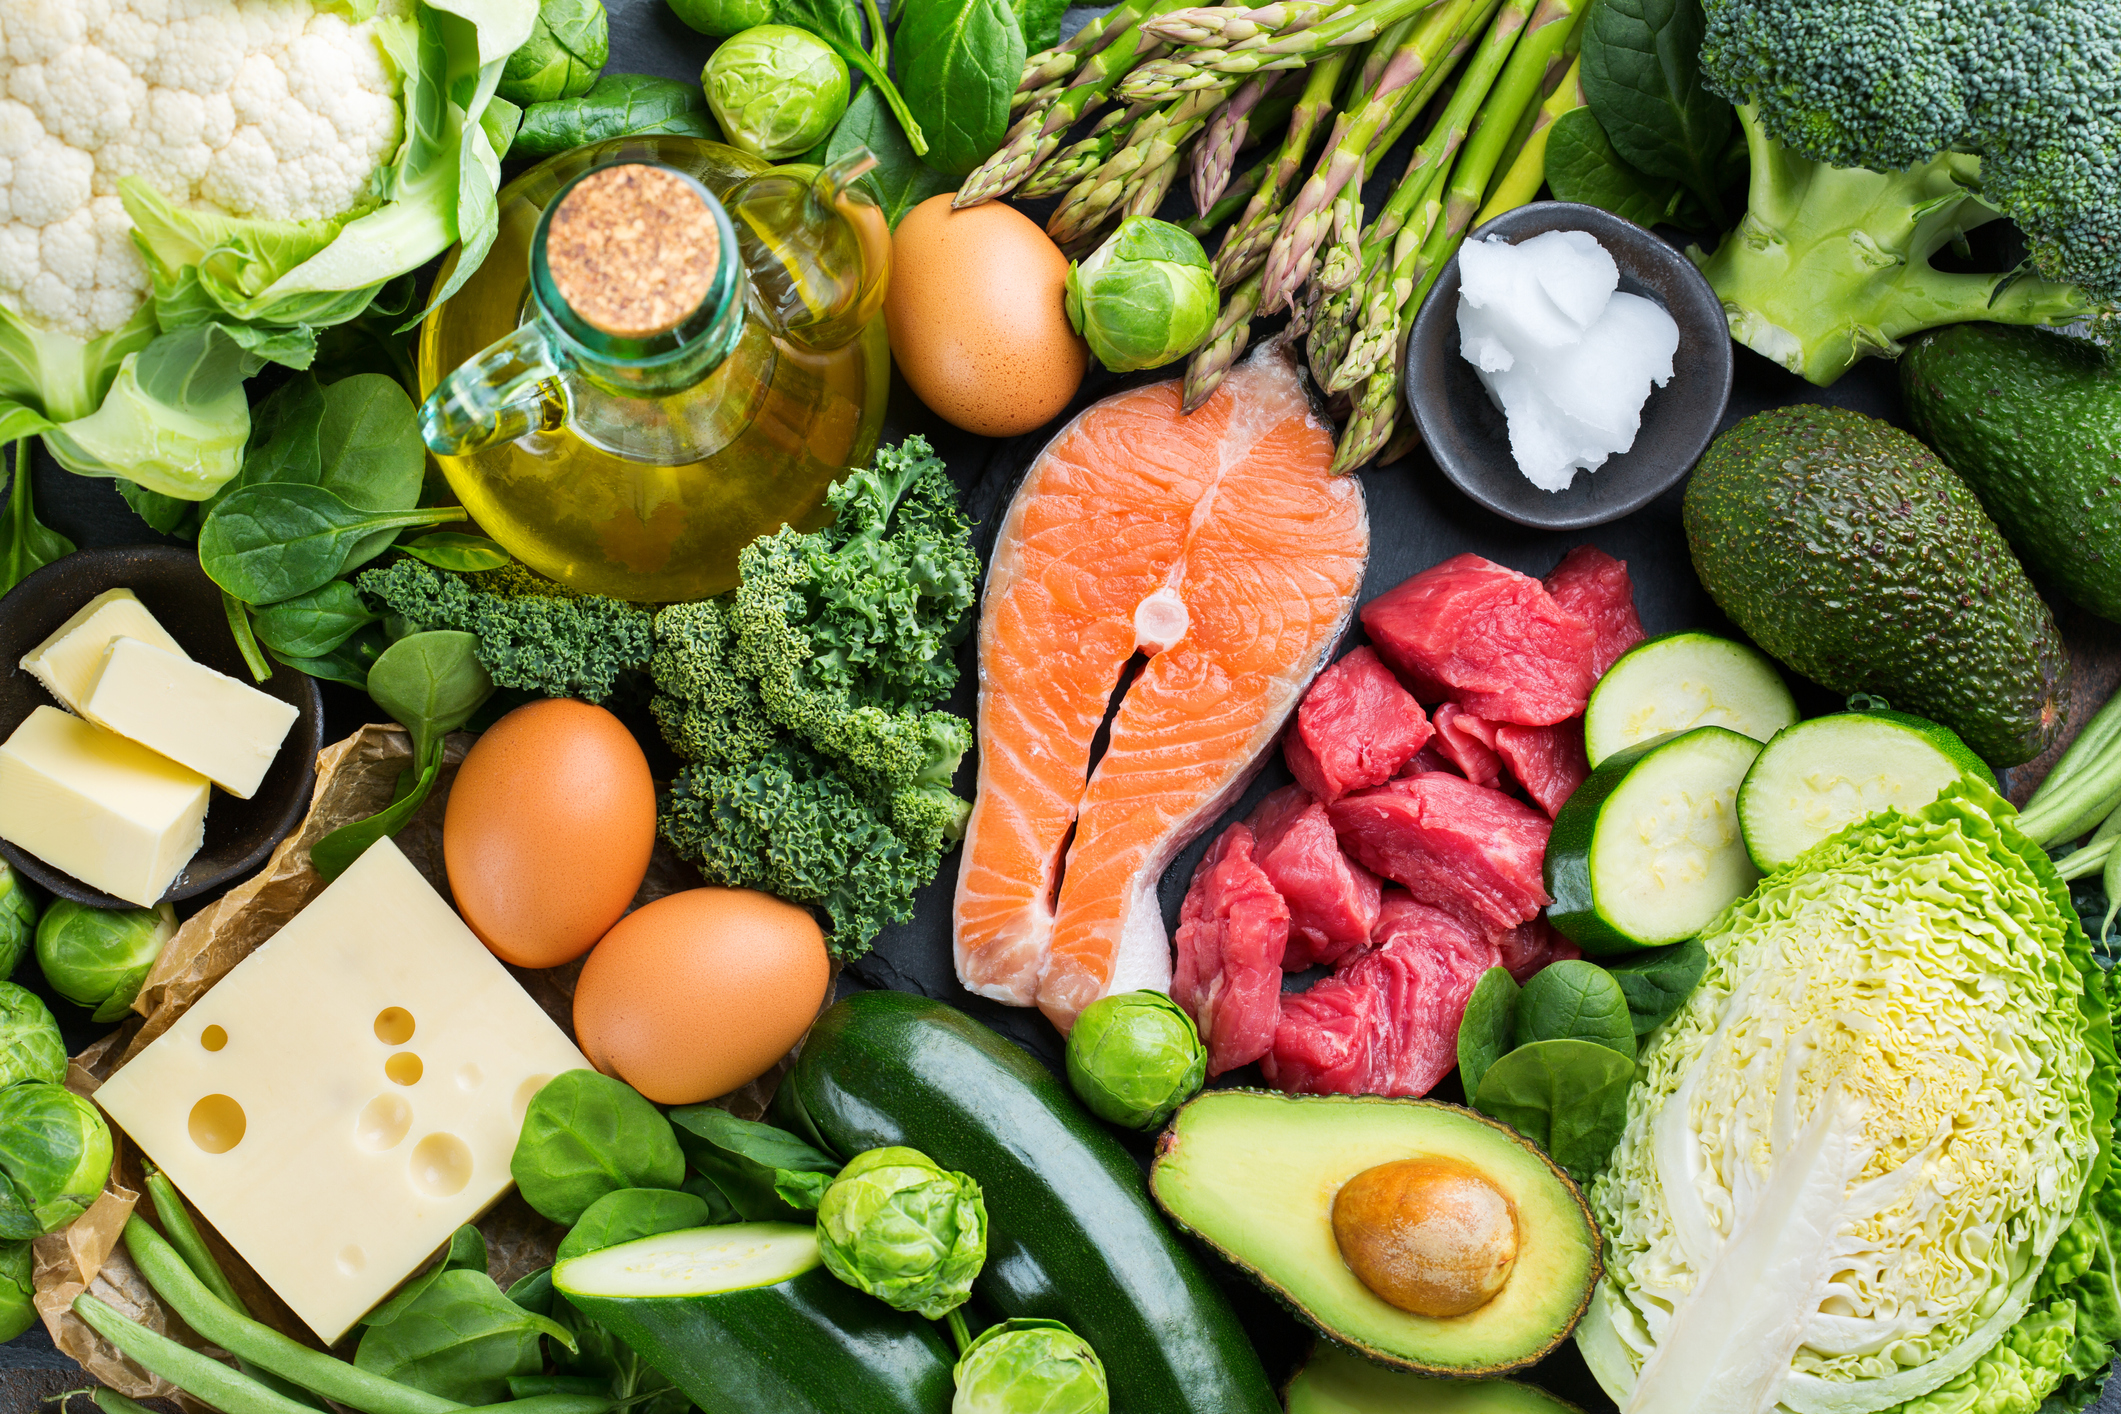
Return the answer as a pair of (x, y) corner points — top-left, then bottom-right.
(1246, 785), (1382, 970)
(1174, 824), (1290, 1076)
(1328, 774), (1553, 935)
(1284, 646), (1433, 802)
(1495, 916), (1582, 983)
(1494, 719), (1591, 817)
(1544, 545), (1645, 676)
(1360, 553), (1595, 725)
(1263, 892), (1500, 1097)
(1431, 703), (1504, 787)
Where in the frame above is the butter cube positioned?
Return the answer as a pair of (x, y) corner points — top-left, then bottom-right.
(82, 638), (300, 800)
(94, 839), (592, 1343)
(20, 589), (190, 714)
(0, 706), (209, 906)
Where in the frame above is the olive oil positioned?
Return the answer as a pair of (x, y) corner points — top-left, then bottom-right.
(418, 136), (890, 602)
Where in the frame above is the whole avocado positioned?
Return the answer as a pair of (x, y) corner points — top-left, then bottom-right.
(1901, 324), (2121, 622)
(1683, 405), (2068, 766)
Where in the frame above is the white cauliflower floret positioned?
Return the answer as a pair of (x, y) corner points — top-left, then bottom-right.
(0, 0), (409, 340)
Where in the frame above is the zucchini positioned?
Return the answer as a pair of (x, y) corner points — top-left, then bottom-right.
(1736, 710), (1995, 871)
(774, 990), (1279, 1414)
(1583, 632), (1796, 767)
(1545, 726), (1764, 953)
(552, 1224), (953, 1414)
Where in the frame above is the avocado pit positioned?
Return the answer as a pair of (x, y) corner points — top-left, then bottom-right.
(1331, 1157), (1518, 1318)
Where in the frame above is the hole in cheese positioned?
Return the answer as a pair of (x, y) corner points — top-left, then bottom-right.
(456, 1063), (484, 1093)
(356, 1095), (413, 1152)
(200, 1025), (227, 1052)
(409, 1133), (473, 1197)
(337, 1246), (365, 1275)
(385, 1052), (423, 1086)
(514, 1074), (552, 1122)
(374, 1008), (416, 1045)
(189, 1095), (246, 1154)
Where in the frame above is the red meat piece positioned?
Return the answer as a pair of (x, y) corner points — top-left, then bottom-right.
(1246, 785), (1383, 971)
(1431, 704), (1504, 787)
(1263, 892), (1500, 1097)
(1283, 646), (1433, 803)
(1544, 545), (1646, 677)
(1328, 774), (1553, 935)
(1360, 553), (1596, 725)
(1398, 745), (1460, 778)
(1494, 720), (1591, 818)
(1495, 916), (1583, 983)
(1174, 824), (1290, 1076)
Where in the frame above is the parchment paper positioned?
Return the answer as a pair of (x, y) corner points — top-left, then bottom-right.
(37, 721), (837, 1388)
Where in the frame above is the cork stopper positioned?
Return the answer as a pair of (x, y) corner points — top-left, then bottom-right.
(545, 165), (721, 339)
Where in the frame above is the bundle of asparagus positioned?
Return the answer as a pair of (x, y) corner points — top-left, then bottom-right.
(956, 0), (1591, 473)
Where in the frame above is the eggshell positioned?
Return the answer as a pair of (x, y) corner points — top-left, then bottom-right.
(444, 699), (655, 969)
(572, 888), (830, 1104)
(886, 195), (1086, 437)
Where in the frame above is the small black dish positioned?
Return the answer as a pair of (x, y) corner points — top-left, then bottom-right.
(0, 546), (324, 910)
(1404, 201), (1733, 530)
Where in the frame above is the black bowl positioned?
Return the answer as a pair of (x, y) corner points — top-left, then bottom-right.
(1404, 201), (1732, 530)
(0, 546), (324, 909)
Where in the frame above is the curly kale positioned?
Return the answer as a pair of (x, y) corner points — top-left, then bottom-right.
(357, 559), (656, 702)
(650, 436), (977, 957)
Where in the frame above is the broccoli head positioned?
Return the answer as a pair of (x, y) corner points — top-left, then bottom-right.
(357, 559), (656, 702)
(1693, 0), (2120, 382)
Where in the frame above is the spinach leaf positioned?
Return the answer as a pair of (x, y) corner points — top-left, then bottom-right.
(115, 479), (202, 541)
(895, 0), (1025, 177)
(310, 749), (443, 881)
(1456, 966), (1519, 1099)
(1514, 959), (1635, 1059)
(1580, 0), (1736, 225)
(1472, 1039), (1635, 1183)
(827, 85), (954, 229)
(511, 1070), (687, 1226)
(317, 373), (426, 571)
(667, 1106), (841, 1222)
(311, 274), (421, 400)
(514, 75), (724, 159)
(352, 1268), (574, 1404)
(1544, 107), (1690, 227)
(681, 1172), (743, 1225)
(250, 581), (380, 660)
(505, 1265), (554, 1316)
(555, 1187), (713, 1263)
(778, 0), (931, 157)
(221, 589), (273, 683)
(199, 483), (462, 604)
(2, 441), (75, 594)
(1010, 0), (1065, 53)
(1605, 936), (1708, 1037)
(399, 532), (514, 573)
(363, 1226), (487, 1329)
(270, 624), (386, 690)
(234, 377), (328, 496)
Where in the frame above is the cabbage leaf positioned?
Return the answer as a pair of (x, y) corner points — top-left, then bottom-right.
(1580, 781), (2118, 1414)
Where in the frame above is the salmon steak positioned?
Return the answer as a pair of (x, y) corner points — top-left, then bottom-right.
(954, 336), (1370, 1030)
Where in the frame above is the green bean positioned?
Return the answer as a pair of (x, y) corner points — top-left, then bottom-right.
(2019, 686), (2121, 846)
(2054, 838), (2113, 882)
(142, 1170), (246, 1317)
(122, 1215), (462, 1414)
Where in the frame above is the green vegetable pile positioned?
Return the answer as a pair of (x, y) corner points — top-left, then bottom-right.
(654, 434), (978, 956)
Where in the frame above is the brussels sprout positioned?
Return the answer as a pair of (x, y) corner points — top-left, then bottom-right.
(498, 0), (610, 105)
(0, 1081), (113, 1239)
(0, 982), (65, 1091)
(0, 861), (34, 980)
(35, 900), (176, 1023)
(0, 1239), (31, 1342)
(1065, 990), (1206, 1130)
(702, 25), (850, 162)
(952, 1318), (1109, 1414)
(1065, 217), (1221, 372)
(667, 0), (776, 38)
(816, 1146), (986, 1319)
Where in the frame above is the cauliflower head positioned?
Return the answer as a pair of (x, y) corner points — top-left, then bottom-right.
(0, 0), (410, 340)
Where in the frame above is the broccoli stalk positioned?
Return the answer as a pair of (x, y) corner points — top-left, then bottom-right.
(1692, 106), (2100, 385)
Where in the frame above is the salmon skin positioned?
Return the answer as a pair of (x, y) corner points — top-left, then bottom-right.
(954, 335), (1370, 1031)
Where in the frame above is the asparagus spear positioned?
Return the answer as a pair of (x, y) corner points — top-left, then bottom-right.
(1183, 156), (1270, 235)
(1211, 47), (1351, 285)
(1191, 70), (1286, 213)
(1119, 0), (1439, 101)
(1016, 104), (1150, 199)
(1018, 0), (1156, 98)
(1047, 86), (1230, 247)
(1149, 0), (1357, 46)
(1182, 267), (1267, 411)
(1475, 53), (1583, 224)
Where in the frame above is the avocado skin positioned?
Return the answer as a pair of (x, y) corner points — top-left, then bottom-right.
(1901, 324), (2121, 622)
(1683, 404), (2069, 767)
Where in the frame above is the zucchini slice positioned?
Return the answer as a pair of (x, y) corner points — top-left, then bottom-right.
(1583, 632), (1796, 767)
(1546, 726), (1765, 953)
(554, 1225), (955, 1414)
(1736, 710), (1995, 871)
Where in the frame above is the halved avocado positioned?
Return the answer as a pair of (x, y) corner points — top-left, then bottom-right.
(1150, 1091), (1599, 1376)
(1285, 1346), (1586, 1412)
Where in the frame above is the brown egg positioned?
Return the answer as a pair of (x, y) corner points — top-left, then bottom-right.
(887, 195), (1086, 437)
(444, 699), (655, 969)
(572, 888), (830, 1104)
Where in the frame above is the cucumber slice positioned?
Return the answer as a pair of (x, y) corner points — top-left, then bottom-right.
(1737, 710), (1996, 871)
(1546, 726), (1765, 953)
(1583, 632), (1797, 767)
